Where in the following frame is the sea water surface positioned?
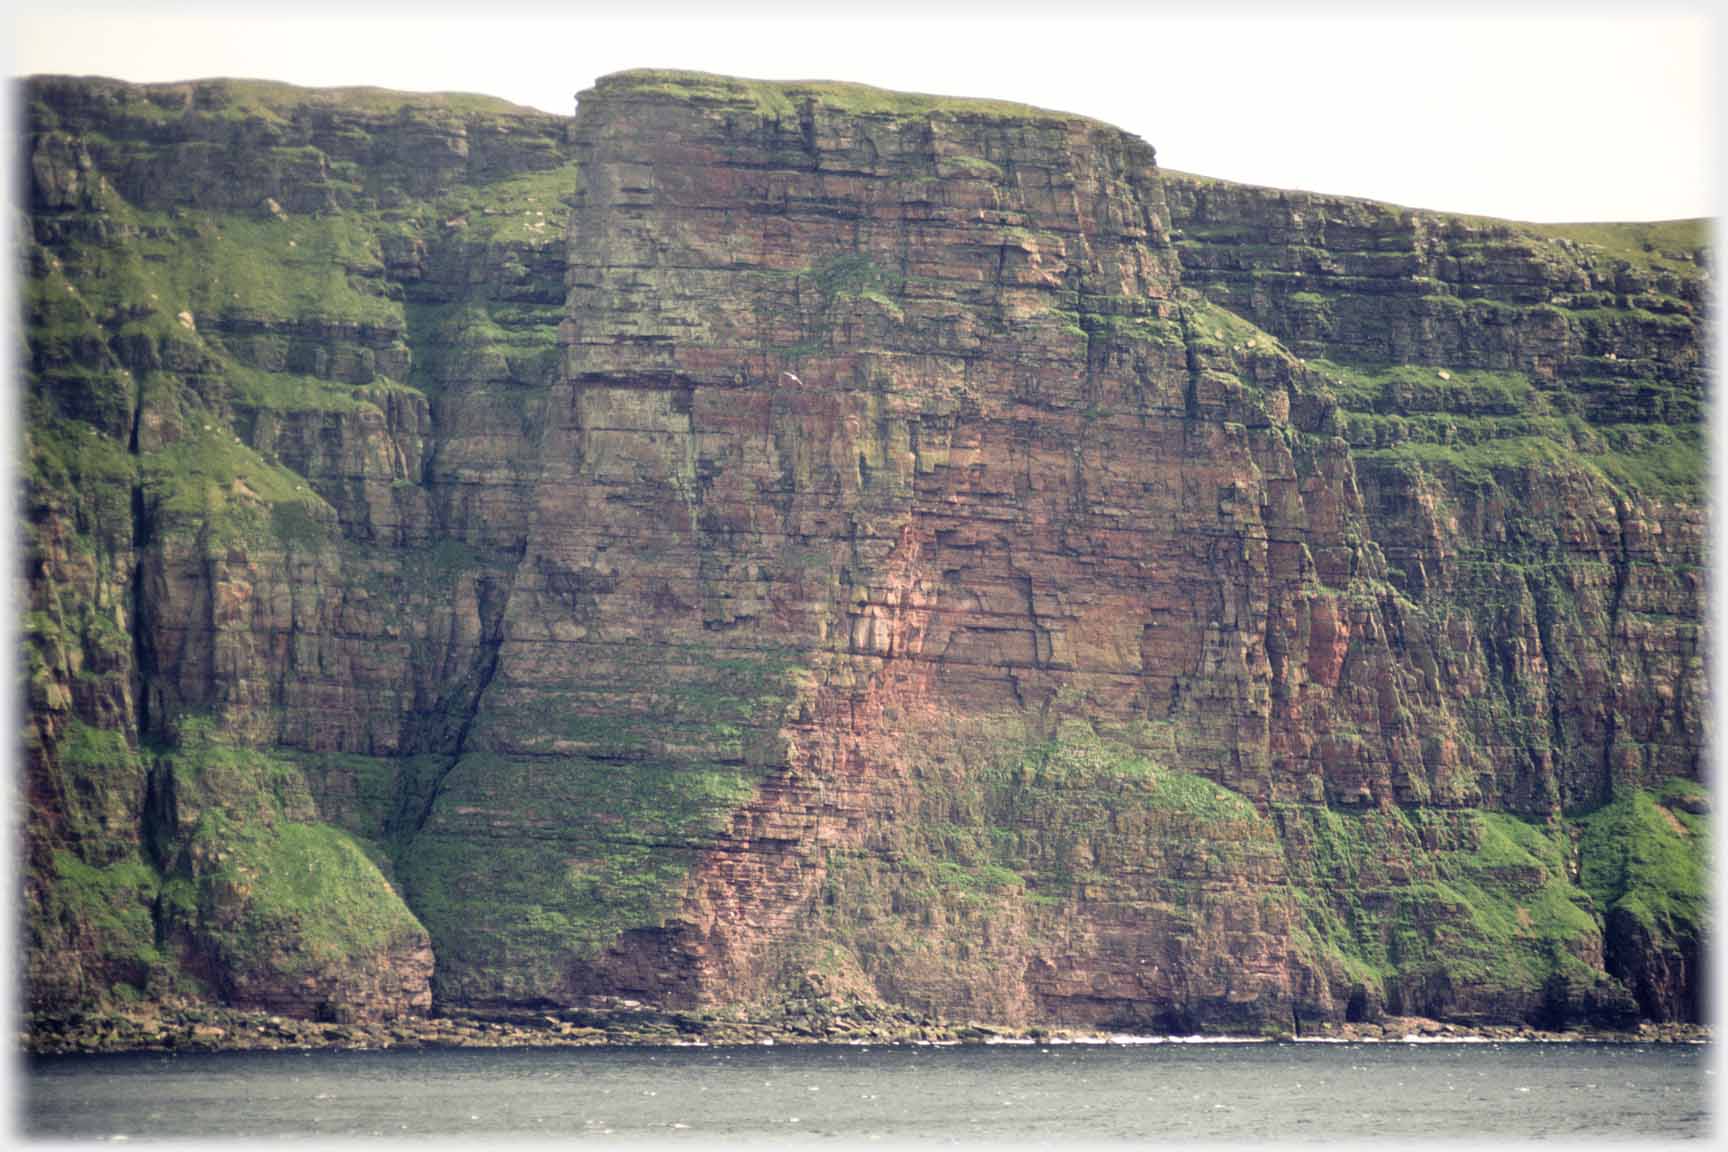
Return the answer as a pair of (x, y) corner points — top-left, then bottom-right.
(24, 1040), (1712, 1142)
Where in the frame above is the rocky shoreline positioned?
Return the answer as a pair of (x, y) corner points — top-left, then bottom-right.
(24, 1003), (1710, 1057)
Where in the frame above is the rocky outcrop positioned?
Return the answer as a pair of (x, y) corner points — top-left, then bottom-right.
(20, 70), (1709, 1035)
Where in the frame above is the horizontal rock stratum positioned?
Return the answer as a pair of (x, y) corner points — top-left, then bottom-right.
(21, 70), (1709, 1035)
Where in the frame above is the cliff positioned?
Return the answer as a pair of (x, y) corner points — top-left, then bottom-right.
(19, 70), (1709, 1035)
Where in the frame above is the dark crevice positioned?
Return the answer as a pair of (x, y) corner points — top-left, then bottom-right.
(1526, 568), (1570, 808)
(412, 647), (503, 837)
(126, 364), (154, 743)
(1177, 301), (1202, 421)
(140, 753), (177, 873)
(1601, 499), (1633, 802)
(128, 485), (152, 742)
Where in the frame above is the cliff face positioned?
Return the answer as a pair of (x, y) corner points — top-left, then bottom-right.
(20, 71), (1709, 1033)
(23, 75), (573, 1018)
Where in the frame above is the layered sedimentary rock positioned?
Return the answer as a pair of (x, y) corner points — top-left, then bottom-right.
(23, 76), (574, 1017)
(21, 71), (1709, 1032)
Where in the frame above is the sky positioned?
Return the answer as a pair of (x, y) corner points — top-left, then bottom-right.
(9, 1), (1718, 224)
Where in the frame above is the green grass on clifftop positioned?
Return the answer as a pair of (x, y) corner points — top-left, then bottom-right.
(594, 69), (1100, 125)
(1527, 220), (1709, 273)
(27, 75), (547, 125)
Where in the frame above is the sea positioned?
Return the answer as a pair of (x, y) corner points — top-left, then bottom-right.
(21, 1038), (1713, 1142)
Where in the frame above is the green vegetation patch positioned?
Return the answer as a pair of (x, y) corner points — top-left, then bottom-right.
(800, 722), (1288, 1012)
(400, 750), (765, 984)
(223, 362), (373, 414)
(1277, 804), (1614, 1013)
(941, 154), (1004, 180)
(170, 77), (543, 118)
(1312, 356), (1702, 502)
(406, 650), (806, 987)
(1312, 359), (1534, 414)
(157, 718), (426, 981)
(1183, 295), (1282, 357)
(598, 69), (1098, 125)
(164, 715), (317, 824)
(403, 299), (562, 392)
(433, 162), (579, 246)
(1579, 785), (1708, 941)
(1356, 435), (1581, 491)
(49, 849), (163, 966)
(1525, 219), (1709, 275)
(474, 647), (802, 760)
(130, 210), (399, 328)
(768, 252), (908, 359)
(48, 719), (149, 847)
(1591, 424), (1705, 503)
(23, 419), (136, 550)
(37, 181), (401, 331)
(1434, 812), (1604, 988)
(140, 421), (334, 546)
(174, 819), (426, 974)
(28, 76), (545, 128)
